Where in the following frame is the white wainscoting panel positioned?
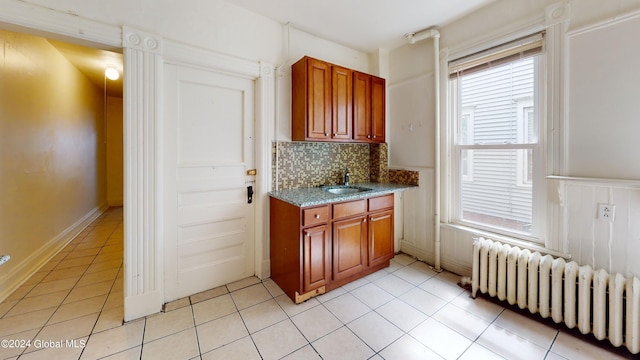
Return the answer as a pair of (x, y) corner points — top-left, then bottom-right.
(397, 168), (434, 264)
(560, 178), (640, 278)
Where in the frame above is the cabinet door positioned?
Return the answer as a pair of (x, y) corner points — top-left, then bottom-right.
(303, 224), (331, 292)
(371, 76), (386, 143)
(333, 217), (367, 280)
(332, 65), (352, 140)
(306, 58), (332, 140)
(353, 71), (371, 142)
(368, 210), (394, 267)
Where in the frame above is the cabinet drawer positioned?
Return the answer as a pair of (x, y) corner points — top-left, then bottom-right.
(368, 194), (393, 212)
(303, 206), (329, 227)
(332, 200), (366, 220)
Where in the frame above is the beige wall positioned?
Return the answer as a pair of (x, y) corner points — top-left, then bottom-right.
(0, 29), (107, 297)
(106, 96), (123, 206)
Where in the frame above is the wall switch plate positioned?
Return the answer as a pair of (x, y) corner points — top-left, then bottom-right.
(597, 204), (615, 222)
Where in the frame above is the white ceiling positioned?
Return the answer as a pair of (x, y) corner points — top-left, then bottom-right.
(48, 39), (124, 97)
(224, 0), (495, 52)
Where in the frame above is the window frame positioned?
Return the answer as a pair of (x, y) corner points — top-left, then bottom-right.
(448, 40), (546, 243)
(460, 106), (475, 182)
(515, 97), (535, 187)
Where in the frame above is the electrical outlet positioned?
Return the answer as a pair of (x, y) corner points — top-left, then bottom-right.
(597, 204), (615, 222)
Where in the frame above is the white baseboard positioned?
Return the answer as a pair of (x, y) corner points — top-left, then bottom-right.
(257, 259), (271, 280)
(125, 290), (162, 321)
(400, 239), (472, 276)
(399, 240), (435, 265)
(440, 258), (472, 277)
(0, 203), (108, 303)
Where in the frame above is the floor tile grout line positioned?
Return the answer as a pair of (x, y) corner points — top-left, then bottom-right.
(462, 304), (507, 359)
(186, 306), (202, 359)
(63, 215), (124, 359)
(287, 260), (422, 359)
(77, 216), (123, 353)
(3, 210), (122, 359)
(368, 260), (468, 359)
(543, 331), (561, 360)
(7, 208), (629, 360)
(84, 265), (125, 337)
(31, 216), (118, 294)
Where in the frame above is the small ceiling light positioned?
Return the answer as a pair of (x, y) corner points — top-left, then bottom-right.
(105, 66), (120, 81)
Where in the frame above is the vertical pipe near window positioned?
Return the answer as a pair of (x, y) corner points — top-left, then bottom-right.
(405, 28), (442, 270)
(433, 32), (441, 271)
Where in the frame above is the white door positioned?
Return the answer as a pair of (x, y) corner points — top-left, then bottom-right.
(164, 63), (255, 301)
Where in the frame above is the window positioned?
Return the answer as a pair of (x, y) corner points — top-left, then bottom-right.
(449, 32), (544, 240)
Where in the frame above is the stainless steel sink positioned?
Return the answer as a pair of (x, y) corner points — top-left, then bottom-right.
(323, 186), (372, 195)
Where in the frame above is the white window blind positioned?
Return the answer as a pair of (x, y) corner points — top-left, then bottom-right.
(449, 32), (544, 78)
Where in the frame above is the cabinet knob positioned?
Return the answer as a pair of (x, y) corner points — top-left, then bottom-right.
(367, 135), (371, 139)
(373, 136), (377, 139)
(314, 214), (320, 219)
(325, 133), (329, 136)
(363, 218), (367, 223)
(333, 133), (337, 136)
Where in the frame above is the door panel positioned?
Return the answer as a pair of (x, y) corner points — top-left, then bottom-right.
(353, 72), (371, 142)
(307, 58), (331, 140)
(369, 210), (394, 267)
(332, 65), (352, 140)
(371, 76), (386, 142)
(164, 64), (255, 301)
(303, 224), (330, 293)
(177, 82), (245, 164)
(333, 217), (367, 280)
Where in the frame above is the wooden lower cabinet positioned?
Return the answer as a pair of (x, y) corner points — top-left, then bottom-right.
(332, 217), (367, 281)
(270, 194), (394, 304)
(302, 224), (330, 293)
(368, 210), (394, 267)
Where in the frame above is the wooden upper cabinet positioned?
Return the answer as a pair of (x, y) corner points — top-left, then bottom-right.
(353, 71), (371, 142)
(371, 76), (386, 143)
(331, 65), (353, 140)
(292, 56), (384, 143)
(353, 71), (386, 143)
(292, 57), (331, 141)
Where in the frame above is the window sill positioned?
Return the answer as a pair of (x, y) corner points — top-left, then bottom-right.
(440, 222), (571, 259)
(547, 175), (640, 188)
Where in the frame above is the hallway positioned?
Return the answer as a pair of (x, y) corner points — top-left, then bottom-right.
(0, 208), (632, 359)
(0, 208), (124, 359)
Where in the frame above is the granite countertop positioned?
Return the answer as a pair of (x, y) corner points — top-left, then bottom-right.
(268, 182), (418, 207)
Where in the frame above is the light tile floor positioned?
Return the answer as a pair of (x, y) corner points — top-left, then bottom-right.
(0, 208), (634, 359)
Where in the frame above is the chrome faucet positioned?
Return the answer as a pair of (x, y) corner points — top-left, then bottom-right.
(344, 167), (350, 186)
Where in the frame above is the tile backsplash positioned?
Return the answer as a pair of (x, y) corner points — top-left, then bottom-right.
(370, 143), (389, 183)
(272, 141), (389, 190)
(389, 169), (420, 186)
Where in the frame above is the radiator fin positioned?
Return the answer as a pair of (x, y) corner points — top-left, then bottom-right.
(472, 237), (640, 355)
